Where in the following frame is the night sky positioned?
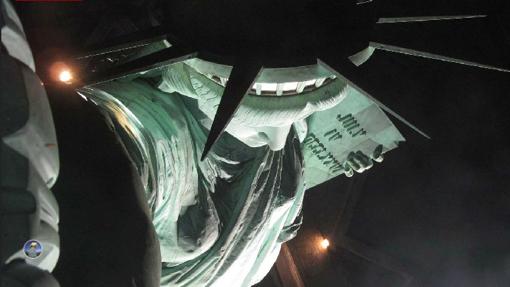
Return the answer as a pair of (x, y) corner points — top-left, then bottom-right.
(12, 1), (510, 286)
(285, 15), (510, 287)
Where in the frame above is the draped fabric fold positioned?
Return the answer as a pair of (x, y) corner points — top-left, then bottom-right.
(80, 78), (305, 286)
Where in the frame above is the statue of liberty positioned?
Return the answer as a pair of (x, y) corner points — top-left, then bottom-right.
(1, 0), (508, 286)
(78, 60), (385, 286)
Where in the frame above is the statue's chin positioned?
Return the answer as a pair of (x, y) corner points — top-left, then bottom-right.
(200, 115), (292, 151)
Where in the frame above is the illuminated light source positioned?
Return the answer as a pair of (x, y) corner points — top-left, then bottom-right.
(58, 69), (73, 83)
(50, 61), (75, 84)
(320, 238), (330, 250)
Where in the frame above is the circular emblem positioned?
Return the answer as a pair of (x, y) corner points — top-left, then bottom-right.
(23, 240), (43, 259)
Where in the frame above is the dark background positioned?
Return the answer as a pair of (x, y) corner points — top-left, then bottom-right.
(279, 13), (510, 287)
(13, 0), (510, 286)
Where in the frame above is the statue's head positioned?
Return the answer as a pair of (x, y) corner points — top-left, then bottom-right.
(81, 0), (380, 159)
(159, 57), (377, 151)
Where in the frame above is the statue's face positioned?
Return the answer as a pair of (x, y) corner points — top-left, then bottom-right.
(162, 60), (350, 150)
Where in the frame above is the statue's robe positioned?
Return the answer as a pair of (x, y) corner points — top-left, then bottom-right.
(84, 79), (305, 287)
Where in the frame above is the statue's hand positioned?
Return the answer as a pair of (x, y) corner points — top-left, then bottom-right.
(343, 144), (384, 177)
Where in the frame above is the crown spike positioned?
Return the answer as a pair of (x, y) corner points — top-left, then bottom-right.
(201, 61), (263, 160)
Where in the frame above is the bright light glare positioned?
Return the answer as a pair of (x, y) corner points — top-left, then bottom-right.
(320, 238), (330, 250)
(58, 70), (73, 83)
(255, 82), (277, 92)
